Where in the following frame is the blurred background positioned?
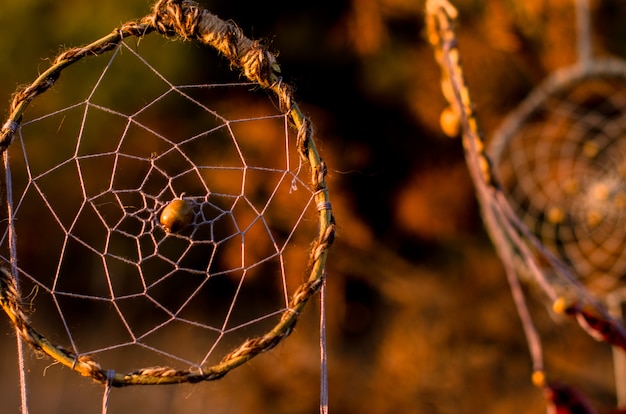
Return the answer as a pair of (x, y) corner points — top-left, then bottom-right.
(1, 0), (626, 413)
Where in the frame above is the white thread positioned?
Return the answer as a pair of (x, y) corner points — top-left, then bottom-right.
(2, 120), (18, 133)
(101, 370), (115, 414)
(576, 0), (592, 66)
(316, 201), (332, 211)
(319, 271), (329, 414)
(5, 147), (28, 414)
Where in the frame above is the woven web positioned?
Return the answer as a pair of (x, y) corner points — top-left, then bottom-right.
(494, 76), (626, 296)
(0, 34), (318, 372)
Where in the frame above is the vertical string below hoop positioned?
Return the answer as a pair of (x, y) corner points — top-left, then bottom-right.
(576, 0), (592, 67)
(3, 148), (29, 414)
(101, 370), (115, 414)
(319, 270), (329, 414)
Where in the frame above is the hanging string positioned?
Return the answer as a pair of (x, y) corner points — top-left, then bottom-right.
(576, 0), (591, 67)
(4, 149), (29, 414)
(16, 336), (28, 414)
(319, 270), (329, 414)
(101, 370), (115, 414)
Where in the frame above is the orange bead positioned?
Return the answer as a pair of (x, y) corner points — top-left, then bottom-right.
(159, 198), (193, 233)
(440, 105), (460, 137)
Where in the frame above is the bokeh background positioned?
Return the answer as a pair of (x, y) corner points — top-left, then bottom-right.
(1, 0), (626, 413)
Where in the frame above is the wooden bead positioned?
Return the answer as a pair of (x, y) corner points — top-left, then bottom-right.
(160, 198), (193, 233)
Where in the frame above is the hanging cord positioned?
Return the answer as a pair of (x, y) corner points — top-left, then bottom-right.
(319, 270), (329, 414)
(4, 147), (29, 414)
(101, 370), (115, 414)
(16, 336), (28, 414)
(576, 0), (592, 67)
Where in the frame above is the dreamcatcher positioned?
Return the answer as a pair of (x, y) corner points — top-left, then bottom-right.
(0, 0), (334, 412)
(427, 0), (626, 411)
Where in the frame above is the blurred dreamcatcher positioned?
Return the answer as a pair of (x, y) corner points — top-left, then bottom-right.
(427, 0), (626, 412)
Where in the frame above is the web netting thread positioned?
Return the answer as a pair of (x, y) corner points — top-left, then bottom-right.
(492, 70), (626, 297)
(0, 0), (334, 387)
